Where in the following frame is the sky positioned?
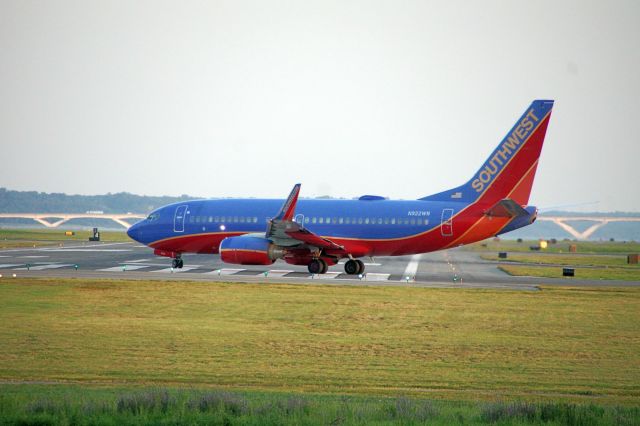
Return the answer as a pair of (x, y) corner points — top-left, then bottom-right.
(1, 1), (639, 211)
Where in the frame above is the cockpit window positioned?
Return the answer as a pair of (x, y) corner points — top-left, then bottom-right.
(147, 213), (160, 222)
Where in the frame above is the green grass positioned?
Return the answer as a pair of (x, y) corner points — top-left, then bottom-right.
(1, 385), (638, 425)
(0, 229), (129, 248)
(468, 239), (640, 254)
(1, 278), (639, 406)
(481, 253), (638, 268)
(499, 265), (640, 281)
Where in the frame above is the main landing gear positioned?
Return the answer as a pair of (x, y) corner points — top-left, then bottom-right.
(307, 258), (365, 275)
(307, 258), (328, 274)
(344, 259), (365, 275)
(171, 256), (184, 269)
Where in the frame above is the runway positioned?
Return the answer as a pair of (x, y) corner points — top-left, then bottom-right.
(0, 241), (635, 289)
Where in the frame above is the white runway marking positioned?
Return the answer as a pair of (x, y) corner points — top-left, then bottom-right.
(259, 270), (294, 277)
(310, 271), (341, 279)
(0, 264), (23, 269)
(98, 265), (150, 272)
(206, 268), (246, 276)
(402, 254), (422, 279)
(364, 273), (391, 281)
(19, 255), (49, 258)
(155, 266), (200, 273)
(338, 261), (382, 266)
(15, 264), (73, 270)
(126, 258), (155, 263)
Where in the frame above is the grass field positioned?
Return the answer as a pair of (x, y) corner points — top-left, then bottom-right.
(0, 229), (129, 248)
(1, 385), (638, 425)
(1, 278), (639, 407)
(499, 265), (640, 281)
(469, 239), (640, 254)
(480, 250), (640, 281)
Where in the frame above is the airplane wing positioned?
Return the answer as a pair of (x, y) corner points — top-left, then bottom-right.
(484, 199), (529, 218)
(266, 184), (346, 252)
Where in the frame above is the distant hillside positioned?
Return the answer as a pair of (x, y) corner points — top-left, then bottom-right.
(0, 188), (201, 214)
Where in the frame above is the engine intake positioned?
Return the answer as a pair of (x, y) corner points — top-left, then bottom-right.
(219, 236), (284, 265)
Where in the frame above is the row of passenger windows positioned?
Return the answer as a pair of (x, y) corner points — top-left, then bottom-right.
(188, 215), (429, 226)
(305, 217), (429, 226)
(190, 216), (258, 224)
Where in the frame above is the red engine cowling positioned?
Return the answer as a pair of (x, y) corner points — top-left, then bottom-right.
(219, 235), (284, 265)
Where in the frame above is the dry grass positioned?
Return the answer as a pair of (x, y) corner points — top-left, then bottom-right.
(0, 278), (639, 405)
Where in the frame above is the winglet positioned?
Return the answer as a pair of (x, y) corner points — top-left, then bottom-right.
(274, 183), (301, 221)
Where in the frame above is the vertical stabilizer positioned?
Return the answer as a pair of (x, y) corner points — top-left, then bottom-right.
(420, 100), (554, 205)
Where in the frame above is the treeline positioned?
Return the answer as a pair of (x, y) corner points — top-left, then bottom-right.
(0, 188), (201, 214)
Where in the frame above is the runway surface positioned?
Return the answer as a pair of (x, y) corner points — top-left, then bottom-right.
(0, 241), (636, 290)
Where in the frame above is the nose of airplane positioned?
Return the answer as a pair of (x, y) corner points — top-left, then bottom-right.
(127, 222), (141, 242)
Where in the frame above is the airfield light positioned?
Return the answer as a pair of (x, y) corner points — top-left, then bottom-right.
(12, 273), (16, 278)
(0, 274), (3, 278)
(122, 265), (126, 272)
(74, 264), (78, 270)
(264, 271), (268, 277)
(26, 264), (30, 271)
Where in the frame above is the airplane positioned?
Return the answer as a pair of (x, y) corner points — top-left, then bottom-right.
(127, 99), (554, 274)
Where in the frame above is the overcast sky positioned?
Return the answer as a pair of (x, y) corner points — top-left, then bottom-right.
(1, 1), (638, 211)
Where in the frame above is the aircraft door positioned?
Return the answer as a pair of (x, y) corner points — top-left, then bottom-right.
(174, 205), (188, 233)
(441, 208), (454, 237)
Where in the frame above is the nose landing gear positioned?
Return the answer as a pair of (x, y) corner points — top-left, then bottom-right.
(171, 256), (184, 269)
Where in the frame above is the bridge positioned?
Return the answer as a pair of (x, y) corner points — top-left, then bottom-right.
(536, 216), (640, 240)
(0, 213), (145, 229)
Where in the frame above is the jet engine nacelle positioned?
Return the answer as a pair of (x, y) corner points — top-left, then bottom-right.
(219, 235), (285, 265)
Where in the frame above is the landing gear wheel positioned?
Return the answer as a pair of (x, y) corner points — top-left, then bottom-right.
(171, 258), (179, 269)
(308, 258), (328, 274)
(344, 259), (359, 275)
(355, 259), (365, 275)
(177, 259), (184, 269)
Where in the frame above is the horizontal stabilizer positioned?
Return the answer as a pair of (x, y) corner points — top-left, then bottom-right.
(484, 199), (529, 218)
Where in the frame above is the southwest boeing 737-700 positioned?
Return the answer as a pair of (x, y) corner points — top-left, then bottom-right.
(127, 100), (554, 274)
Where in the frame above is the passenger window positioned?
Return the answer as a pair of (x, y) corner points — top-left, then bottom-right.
(345, 217), (351, 224)
(304, 217), (310, 224)
(239, 217), (245, 223)
(319, 217), (324, 224)
(417, 218), (422, 225)
(377, 218), (382, 224)
(384, 218), (389, 224)
(391, 218), (396, 225)
(332, 217), (337, 224)
(358, 218), (363, 224)
(214, 216), (219, 222)
(233, 216), (238, 223)
(312, 217), (317, 224)
(404, 219), (409, 225)
(410, 219), (416, 225)
(365, 218), (370, 224)
(424, 219), (429, 225)
(338, 217), (343, 224)
(326, 217), (330, 223)
(253, 217), (258, 223)
(208, 216), (213, 223)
